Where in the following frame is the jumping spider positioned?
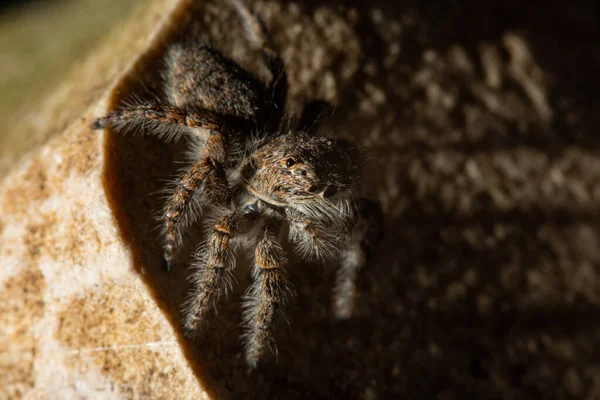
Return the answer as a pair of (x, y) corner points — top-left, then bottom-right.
(92, 0), (383, 367)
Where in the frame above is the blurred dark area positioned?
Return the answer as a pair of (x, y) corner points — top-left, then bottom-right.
(0, 0), (136, 169)
(0, 0), (41, 13)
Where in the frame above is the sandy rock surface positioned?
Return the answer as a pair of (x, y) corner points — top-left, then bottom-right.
(1, 1), (208, 398)
(2, 0), (600, 399)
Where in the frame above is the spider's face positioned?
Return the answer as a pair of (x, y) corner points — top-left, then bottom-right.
(242, 133), (360, 208)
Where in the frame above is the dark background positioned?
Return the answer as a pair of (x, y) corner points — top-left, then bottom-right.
(0, 0), (36, 12)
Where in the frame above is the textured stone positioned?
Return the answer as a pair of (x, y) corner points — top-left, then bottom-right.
(1, 0), (208, 398)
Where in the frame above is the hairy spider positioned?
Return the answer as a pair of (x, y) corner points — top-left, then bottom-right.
(92, 0), (383, 367)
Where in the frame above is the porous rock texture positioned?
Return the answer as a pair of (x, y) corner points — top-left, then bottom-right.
(2, 0), (600, 399)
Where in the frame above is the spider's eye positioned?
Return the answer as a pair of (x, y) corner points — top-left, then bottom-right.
(300, 170), (307, 176)
(286, 159), (296, 168)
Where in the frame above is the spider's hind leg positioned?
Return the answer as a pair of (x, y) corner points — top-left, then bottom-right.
(333, 198), (384, 319)
(230, 0), (288, 117)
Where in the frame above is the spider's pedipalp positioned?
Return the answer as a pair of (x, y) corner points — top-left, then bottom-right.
(286, 211), (341, 261)
(285, 195), (356, 262)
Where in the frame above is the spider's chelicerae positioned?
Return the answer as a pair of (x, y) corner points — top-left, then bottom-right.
(92, 0), (383, 367)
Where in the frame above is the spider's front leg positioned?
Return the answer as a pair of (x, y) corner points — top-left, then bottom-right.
(184, 207), (257, 335)
(333, 198), (383, 319)
(92, 103), (223, 141)
(243, 219), (293, 368)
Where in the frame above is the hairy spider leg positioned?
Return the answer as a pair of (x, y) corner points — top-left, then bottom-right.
(92, 104), (221, 140)
(184, 209), (255, 335)
(91, 104), (232, 271)
(162, 130), (231, 271)
(243, 220), (293, 367)
(333, 198), (384, 319)
(230, 0), (288, 119)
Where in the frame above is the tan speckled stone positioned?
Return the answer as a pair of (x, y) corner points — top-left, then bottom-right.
(0, 0), (208, 398)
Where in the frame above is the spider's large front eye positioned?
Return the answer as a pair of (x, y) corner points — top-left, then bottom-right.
(286, 158), (296, 168)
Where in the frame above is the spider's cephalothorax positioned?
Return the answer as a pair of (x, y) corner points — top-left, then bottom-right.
(92, 0), (383, 367)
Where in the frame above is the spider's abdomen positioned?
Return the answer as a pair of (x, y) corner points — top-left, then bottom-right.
(165, 43), (269, 121)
